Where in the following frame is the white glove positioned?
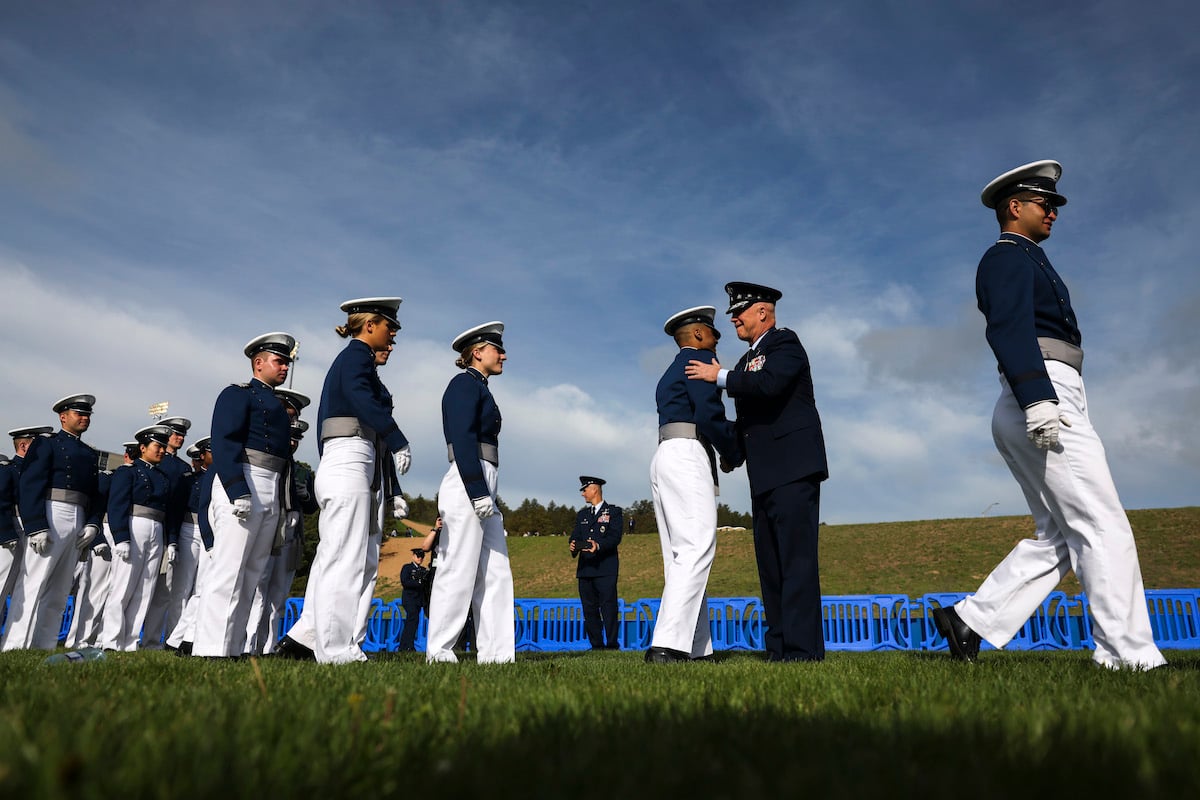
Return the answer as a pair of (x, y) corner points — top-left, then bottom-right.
(28, 529), (50, 555)
(472, 496), (496, 520)
(392, 496), (409, 520)
(166, 543), (177, 564)
(232, 496), (252, 520)
(392, 446), (412, 476)
(1, 539), (17, 551)
(287, 510), (301, 532)
(114, 541), (131, 562)
(76, 524), (99, 550)
(93, 542), (112, 560)
(1025, 400), (1071, 450)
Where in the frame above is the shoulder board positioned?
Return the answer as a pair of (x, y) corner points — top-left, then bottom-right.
(233, 382), (250, 389)
(994, 238), (1018, 246)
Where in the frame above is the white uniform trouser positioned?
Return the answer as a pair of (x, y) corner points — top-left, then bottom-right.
(168, 522), (201, 640)
(649, 438), (716, 657)
(2, 500), (85, 651)
(193, 464), (281, 657)
(98, 516), (163, 651)
(0, 540), (24, 628)
(66, 523), (113, 647)
(248, 512), (300, 655)
(286, 437), (381, 664)
(140, 550), (174, 648)
(957, 361), (1166, 670)
(167, 544), (211, 649)
(426, 460), (514, 664)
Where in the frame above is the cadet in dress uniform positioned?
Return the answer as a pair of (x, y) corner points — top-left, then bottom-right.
(426, 322), (515, 664)
(648, 307), (743, 663)
(1, 426), (53, 616)
(141, 416), (194, 648)
(64, 443), (125, 648)
(99, 426), (173, 651)
(686, 285), (830, 662)
(193, 332), (296, 658)
(931, 160), (1165, 670)
(166, 442), (216, 655)
(570, 476), (624, 650)
(3, 395), (103, 652)
(279, 299), (410, 664)
(163, 437), (210, 652)
(248, 418), (317, 655)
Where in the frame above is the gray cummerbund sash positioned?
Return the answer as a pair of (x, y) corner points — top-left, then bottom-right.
(132, 505), (166, 522)
(321, 416), (379, 443)
(659, 422), (698, 443)
(49, 488), (88, 506)
(241, 448), (287, 474)
(447, 443), (499, 467)
(1037, 337), (1084, 374)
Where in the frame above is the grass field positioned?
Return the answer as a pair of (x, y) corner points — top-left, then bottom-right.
(1, 649), (1198, 799)
(3, 507), (1198, 798)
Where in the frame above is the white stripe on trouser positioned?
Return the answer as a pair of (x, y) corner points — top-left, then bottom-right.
(99, 516), (163, 651)
(285, 437), (380, 663)
(426, 460), (514, 664)
(649, 437), (716, 657)
(957, 360), (1166, 670)
(66, 526), (113, 648)
(193, 464), (281, 657)
(167, 545), (212, 649)
(2, 500), (85, 651)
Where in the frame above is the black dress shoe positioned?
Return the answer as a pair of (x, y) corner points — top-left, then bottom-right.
(644, 646), (691, 664)
(275, 635), (316, 662)
(932, 606), (981, 662)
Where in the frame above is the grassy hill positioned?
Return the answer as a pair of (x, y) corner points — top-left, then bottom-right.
(373, 506), (1200, 601)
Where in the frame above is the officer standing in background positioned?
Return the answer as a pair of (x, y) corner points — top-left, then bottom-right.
(3, 395), (103, 652)
(141, 416), (193, 649)
(687, 284), (829, 663)
(193, 333), (296, 658)
(930, 160), (1165, 670)
(1, 426), (53, 614)
(647, 307), (742, 663)
(398, 546), (428, 652)
(570, 476), (623, 650)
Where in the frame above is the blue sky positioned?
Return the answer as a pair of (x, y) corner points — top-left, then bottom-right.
(2, 1), (1197, 524)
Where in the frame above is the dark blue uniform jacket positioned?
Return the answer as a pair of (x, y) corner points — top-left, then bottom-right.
(656, 347), (742, 467)
(107, 459), (170, 546)
(442, 368), (501, 501)
(572, 501), (623, 579)
(976, 232), (1081, 409)
(210, 378), (292, 502)
(725, 328), (828, 497)
(18, 431), (101, 532)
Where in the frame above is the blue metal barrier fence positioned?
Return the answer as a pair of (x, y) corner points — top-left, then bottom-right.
(17, 589), (1199, 653)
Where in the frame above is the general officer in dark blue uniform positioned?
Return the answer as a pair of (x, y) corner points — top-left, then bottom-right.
(194, 332), (296, 658)
(3, 395), (103, 652)
(687, 284), (829, 662)
(931, 160), (1164, 670)
(570, 476), (623, 649)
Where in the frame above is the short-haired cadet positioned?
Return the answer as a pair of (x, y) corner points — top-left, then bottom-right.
(99, 425), (173, 651)
(570, 476), (624, 650)
(647, 307), (743, 662)
(426, 322), (515, 664)
(687, 285), (830, 662)
(280, 298), (411, 663)
(3, 395), (103, 652)
(193, 332), (296, 658)
(0, 426), (53, 616)
(930, 161), (1164, 670)
(140, 415), (194, 649)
